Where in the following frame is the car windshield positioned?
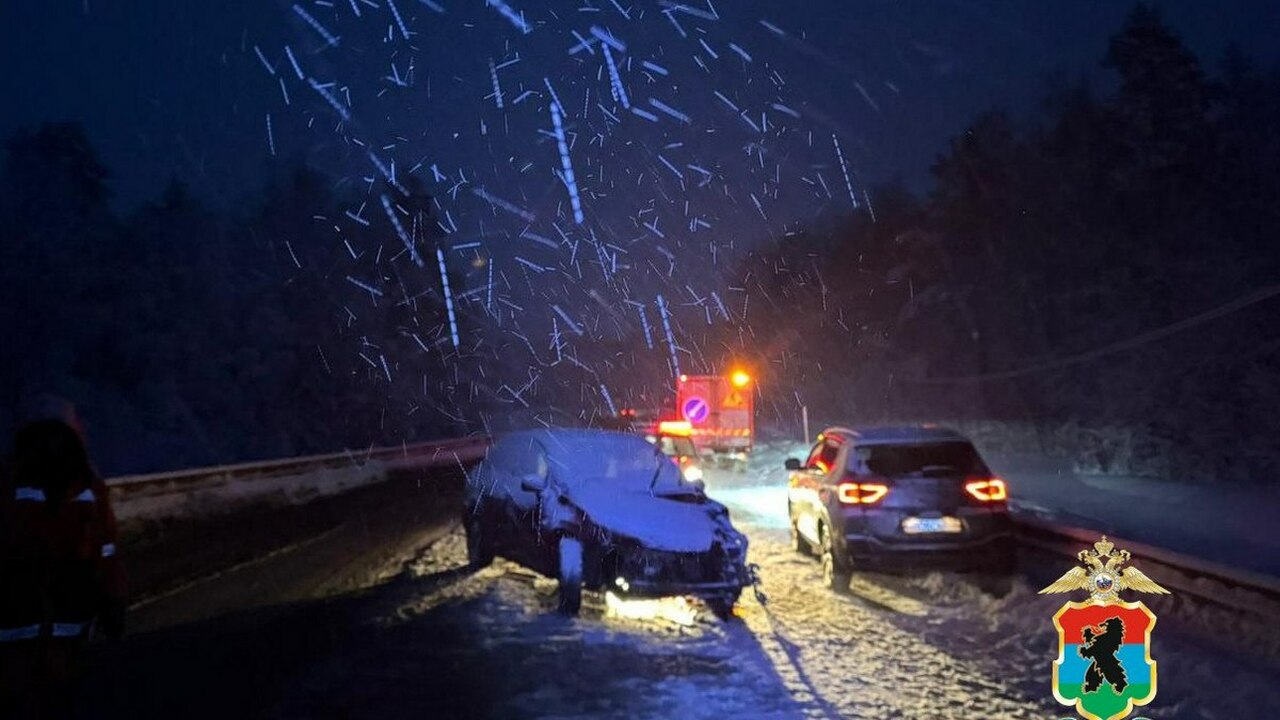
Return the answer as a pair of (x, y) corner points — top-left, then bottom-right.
(849, 442), (990, 478)
(534, 432), (685, 492)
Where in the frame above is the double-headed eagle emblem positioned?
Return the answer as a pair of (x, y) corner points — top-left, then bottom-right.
(1039, 536), (1169, 602)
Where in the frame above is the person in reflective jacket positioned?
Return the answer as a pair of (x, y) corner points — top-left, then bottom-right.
(0, 396), (127, 719)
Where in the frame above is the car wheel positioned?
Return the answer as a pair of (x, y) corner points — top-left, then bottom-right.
(789, 512), (812, 556)
(820, 524), (851, 594)
(557, 536), (584, 615)
(706, 592), (741, 621)
(464, 514), (494, 569)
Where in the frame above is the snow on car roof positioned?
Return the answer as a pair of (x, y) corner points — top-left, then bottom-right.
(499, 427), (653, 456)
(821, 425), (968, 446)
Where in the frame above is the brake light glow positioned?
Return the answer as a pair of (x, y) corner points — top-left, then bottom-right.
(657, 420), (693, 436)
(837, 482), (889, 505)
(965, 477), (1008, 502)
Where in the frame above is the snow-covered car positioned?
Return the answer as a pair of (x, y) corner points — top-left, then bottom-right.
(786, 426), (1014, 592)
(462, 428), (751, 617)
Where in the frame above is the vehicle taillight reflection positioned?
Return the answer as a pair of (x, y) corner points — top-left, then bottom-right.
(837, 482), (889, 505)
(964, 477), (1008, 502)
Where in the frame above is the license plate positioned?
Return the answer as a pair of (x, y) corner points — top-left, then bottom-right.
(902, 516), (962, 534)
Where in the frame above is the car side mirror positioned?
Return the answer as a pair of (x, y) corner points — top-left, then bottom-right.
(520, 474), (548, 493)
(784, 458), (802, 471)
(689, 478), (706, 493)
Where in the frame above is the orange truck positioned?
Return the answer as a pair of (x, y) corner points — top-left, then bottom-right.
(675, 371), (754, 471)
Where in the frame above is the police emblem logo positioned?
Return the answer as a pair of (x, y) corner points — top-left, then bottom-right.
(1040, 536), (1170, 720)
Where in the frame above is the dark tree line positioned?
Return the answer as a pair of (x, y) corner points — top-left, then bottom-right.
(736, 5), (1280, 482)
(0, 125), (479, 475)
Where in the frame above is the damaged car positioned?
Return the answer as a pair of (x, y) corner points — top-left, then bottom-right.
(462, 428), (751, 618)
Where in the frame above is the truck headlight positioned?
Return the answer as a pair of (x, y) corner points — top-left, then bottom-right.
(683, 464), (704, 483)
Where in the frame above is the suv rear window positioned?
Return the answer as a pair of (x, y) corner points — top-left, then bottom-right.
(848, 441), (989, 478)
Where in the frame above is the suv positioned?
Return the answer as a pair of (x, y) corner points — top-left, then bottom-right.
(785, 426), (1013, 592)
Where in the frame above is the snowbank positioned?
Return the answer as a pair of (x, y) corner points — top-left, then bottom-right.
(113, 461), (388, 524)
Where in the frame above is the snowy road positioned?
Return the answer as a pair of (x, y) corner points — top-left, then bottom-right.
(95, 445), (1280, 719)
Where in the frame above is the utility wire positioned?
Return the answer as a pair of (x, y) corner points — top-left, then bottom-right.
(906, 283), (1280, 384)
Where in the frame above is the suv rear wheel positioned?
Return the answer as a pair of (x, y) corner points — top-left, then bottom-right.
(820, 524), (852, 594)
(789, 509), (813, 556)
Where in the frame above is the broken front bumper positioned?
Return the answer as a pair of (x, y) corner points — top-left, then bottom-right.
(611, 544), (751, 599)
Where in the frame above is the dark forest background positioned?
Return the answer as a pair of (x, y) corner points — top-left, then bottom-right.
(733, 6), (1280, 483)
(2, 6), (1278, 481)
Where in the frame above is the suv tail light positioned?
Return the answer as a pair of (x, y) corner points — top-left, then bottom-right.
(964, 477), (1007, 502)
(837, 481), (889, 505)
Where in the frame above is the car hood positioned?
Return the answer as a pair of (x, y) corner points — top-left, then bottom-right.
(563, 483), (724, 553)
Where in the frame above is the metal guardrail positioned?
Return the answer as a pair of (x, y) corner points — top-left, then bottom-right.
(105, 435), (490, 506)
(1013, 516), (1280, 615)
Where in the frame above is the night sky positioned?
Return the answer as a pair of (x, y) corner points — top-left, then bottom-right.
(4, 1), (1277, 215)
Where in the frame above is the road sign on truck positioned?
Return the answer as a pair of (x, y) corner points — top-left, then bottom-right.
(676, 372), (754, 470)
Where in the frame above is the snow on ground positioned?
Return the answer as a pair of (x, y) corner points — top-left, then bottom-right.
(273, 441), (1280, 719)
(982, 451), (1280, 578)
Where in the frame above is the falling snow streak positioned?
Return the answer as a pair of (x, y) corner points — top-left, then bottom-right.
(599, 384), (617, 415)
(648, 98), (690, 123)
(292, 4), (340, 46)
(711, 291), (730, 320)
(590, 25), (626, 52)
(550, 318), (564, 363)
(543, 77), (564, 115)
(486, 0), (532, 34)
(771, 102), (800, 118)
(656, 294), (680, 377)
(568, 30), (596, 56)
(759, 19), (785, 36)
(266, 114), (276, 155)
(285, 241), (302, 268)
(550, 103), (585, 224)
(380, 194), (425, 267)
(602, 45), (630, 109)
(254, 46), (276, 75)
(657, 155), (683, 180)
(832, 134), (859, 208)
(284, 46), (304, 79)
(551, 304), (584, 335)
(641, 60), (668, 76)
(486, 261), (494, 313)
(637, 303), (654, 349)
(346, 275), (384, 297)
(489, 59), (504, 108)
(631, 107), (659, 122)
(436, 247), (460, 347)
(308, 78), (351, 121)
(368, 151), (407, 194)
(728, 43), (752, 62)
(660, 2), (718, 21)
(473, 187), (537, 221)
(386, 0), (410, 39)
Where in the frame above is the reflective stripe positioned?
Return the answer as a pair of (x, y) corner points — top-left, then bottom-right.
(71, 487), (96, 503)
(15, 487), (46, 502)
(0, 625), (41, 642)
(51, 622), (88, 638)
(101, 543), (117, 558)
